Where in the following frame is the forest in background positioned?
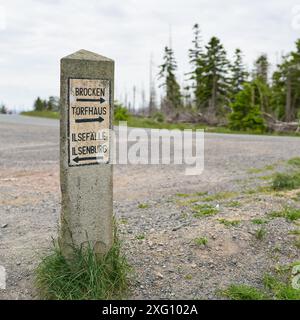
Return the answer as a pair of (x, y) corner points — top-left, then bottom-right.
(124, 23), (300, 133)
(16, 23), (300, 134)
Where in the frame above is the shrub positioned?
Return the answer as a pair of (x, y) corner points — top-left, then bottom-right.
(114, 103), (129, 121)
(152, 112), (165, 123)
(272, 172), (300, 190)
(228, 83), (266, 132)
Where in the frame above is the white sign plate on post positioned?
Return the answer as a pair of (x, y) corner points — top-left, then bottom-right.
(68, 78), (110, 167)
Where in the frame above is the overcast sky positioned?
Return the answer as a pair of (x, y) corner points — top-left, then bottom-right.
(0, 0), (299, 111)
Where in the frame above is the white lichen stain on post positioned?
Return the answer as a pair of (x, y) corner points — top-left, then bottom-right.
(59, 49), (114, 257)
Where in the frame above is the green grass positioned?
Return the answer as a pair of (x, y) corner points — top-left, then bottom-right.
(138, 203), (149, 209)
(251, 218), (268, 225)
(175, 193), (190, 198)
(221, 284), (268, 300)
(272, 172), (300, 190)
(135, 234), (145, 240)
(247, 168), (264, 174)
(287, 157), (300, 167)
(119, 218), (128, 225)
(194, 237), (208, 246)
(176, 198), (200, 206)
(225, 201), (241, 208)
(294, 239), (300, 249)
(120, 116), (213, 131)
(35, 239), (130, 300)
(247, 164), (276, 174)
(180, 212), (189, 220)
(218, 218), (241, 227)
(115, 116), (300, 137)
(184, 274), (193, 280)
(263, 274), (300, 300)
(244, 189), (257, 195)
(269, 207), (300, 222)
(243, 186), (272, 195)
(291, 193), (300, 201)
(194, 191), (208, 197)
(258, 175), (274, 181)
(222, 262), (300, 300)
(255, 227), (267, 240)
(289, 229), (300, 235)
(176, 191), (208, 197)
(264, 165), (276, 171)
(192, 204), (219, 218)
(21, 110), (60, 119)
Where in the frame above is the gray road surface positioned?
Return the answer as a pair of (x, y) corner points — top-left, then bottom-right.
(1, 114), (300, 200)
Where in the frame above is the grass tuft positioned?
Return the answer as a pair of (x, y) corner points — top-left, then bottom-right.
(175, 193), (189, 198)
(222, 262), (300, 300)
(263, 274), (300, 300)
(269, 207), (300, 222)
(194, 237), (208, 246)
(221, 284), (268, 300)
(294, 239), (300, 249)
(272, 172), (300, 190)
(225, 201), (241, 208)
(255, 227), (267, 240)
(138, 203), (149, 209)
(135, 234), (145, 240)
(35, 238), (130, 300)
(289, 229), (300, 235)
(218, 218), (240, 227)
(251, 218), (268, 225)
(287, 157), (300, 167)
(192, 204), (219, 218)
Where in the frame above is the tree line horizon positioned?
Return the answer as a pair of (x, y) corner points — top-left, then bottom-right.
(151, 23), (300, 132)
(4, 23), (299, 133)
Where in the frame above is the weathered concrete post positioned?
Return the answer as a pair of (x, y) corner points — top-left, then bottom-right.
(59, 49), (114, 257)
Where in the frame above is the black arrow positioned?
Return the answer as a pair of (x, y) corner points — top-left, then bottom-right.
(75, 116), (104, 123)
(76, 97), (105, 104)
(73, 156), (103, 163)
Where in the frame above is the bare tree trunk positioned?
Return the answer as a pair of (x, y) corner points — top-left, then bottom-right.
(285, 73), (292, 122)
(211, 75), (217, 114)
(251, 85), (255, 107)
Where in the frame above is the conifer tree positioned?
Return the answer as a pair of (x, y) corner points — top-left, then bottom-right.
(201, 36), (230, 115)
(230, 48), (249, 98)
(34, 97), (44, 111)
(187, 24), (206, 110)
(158, 46), (181, 109)
(272, 40), (300, 121)
(229, 82), (265, 132)
(253, 54), (269, 84)
(0, 104), (7, 114)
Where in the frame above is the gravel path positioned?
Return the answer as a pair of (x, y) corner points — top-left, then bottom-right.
(0, 115), (299, 299)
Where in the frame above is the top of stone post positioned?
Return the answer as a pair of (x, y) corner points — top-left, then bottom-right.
(61, 49), (113, 62)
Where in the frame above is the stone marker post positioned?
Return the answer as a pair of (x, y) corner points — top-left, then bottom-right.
(59, 49), (114, 257)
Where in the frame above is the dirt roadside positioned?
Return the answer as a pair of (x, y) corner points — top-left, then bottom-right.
(0, 118), (299, 299)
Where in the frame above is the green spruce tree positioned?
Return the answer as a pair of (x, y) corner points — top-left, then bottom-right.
(230, 48), (249, 98)
(229, 82), (265, 132)
(250, 54), (271, 114)
(0, 104), (7, 114)
(271, 40), (300, 121)
(201, 36), (230, 115)
(253, 54), (269, 84)
(187, 23), (206, 110)
(158, 46), (182, 109)
(34, 97), (44, 111)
